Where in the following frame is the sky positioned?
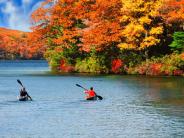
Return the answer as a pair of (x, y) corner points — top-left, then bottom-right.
(0, 0), (44, 32)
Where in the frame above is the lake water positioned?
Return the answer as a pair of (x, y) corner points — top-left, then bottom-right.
(0, 60), (184, 138)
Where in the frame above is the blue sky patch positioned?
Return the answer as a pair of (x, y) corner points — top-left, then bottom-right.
(0, 0), (43, 32)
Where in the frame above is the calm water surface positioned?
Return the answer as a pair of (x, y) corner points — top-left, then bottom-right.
(0, 60), (184, 138)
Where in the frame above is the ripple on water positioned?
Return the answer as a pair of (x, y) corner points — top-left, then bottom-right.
(0, 60), (184, 137)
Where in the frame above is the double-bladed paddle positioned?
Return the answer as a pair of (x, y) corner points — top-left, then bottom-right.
(76, 84), (103, 100)
(17, 79), (24, 88)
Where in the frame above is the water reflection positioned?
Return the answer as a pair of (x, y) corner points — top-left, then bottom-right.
(0, 60), (50, 76)
(129, 76), (184, 105)
(0, 61), (184, 137)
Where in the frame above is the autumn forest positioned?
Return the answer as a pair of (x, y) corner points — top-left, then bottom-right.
(0, 0), (184, 76)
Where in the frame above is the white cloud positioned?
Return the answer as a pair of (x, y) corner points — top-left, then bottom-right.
(2, 1), (16, 13)
(22, 0), (31, 4)
(1, 1), (29, 31)
(0, 0), (43, 32)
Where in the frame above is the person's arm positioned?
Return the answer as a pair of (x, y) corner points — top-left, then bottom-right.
(84, 90), (89, 94)
(19, 90), (22, 96)
(84, 90), (90, 98)
(26, 93), (32, 100)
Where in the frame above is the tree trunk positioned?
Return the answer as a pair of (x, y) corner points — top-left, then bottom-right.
(144, 49), (148, 60)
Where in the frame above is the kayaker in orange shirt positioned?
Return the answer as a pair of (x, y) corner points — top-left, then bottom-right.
(85, 87), (97, 100)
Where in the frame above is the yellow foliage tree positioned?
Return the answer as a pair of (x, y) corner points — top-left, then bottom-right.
(119, 0), (164, 51)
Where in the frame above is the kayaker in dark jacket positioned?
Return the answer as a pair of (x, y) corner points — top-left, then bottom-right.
(20, 87), (32, 100)
(85, 87), (97, 99)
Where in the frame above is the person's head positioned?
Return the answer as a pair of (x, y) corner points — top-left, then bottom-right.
(90, 87), (93, 90)
(23, 87), (26, 91)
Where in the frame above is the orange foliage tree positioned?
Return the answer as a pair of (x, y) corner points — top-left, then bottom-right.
(0, 28), (45, 59)
(31, 0), (122, 51)
(31, 0), (122, 72)
(31, 0), (81, 48)
(31, 0), (84, 70)
(78, 0), (122, 52)
(160, 0), (184, 30)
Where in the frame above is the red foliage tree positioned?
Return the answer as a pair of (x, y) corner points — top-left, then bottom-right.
(111, 59), (123, 73)
(59, 59), (74, 72)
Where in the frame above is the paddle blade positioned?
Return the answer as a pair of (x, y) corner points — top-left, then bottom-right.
(76, 84), (82, 87)
(97, 95), (103, 100)
(76, 84), (87, 90)
(17, 79), (23, 87)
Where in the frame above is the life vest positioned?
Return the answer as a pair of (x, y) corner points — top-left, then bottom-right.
(20, 90), (27, 97)
(85, 90), (96, 98)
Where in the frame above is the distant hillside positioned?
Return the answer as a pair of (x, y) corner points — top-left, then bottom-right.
(0, 27), (28, 36)
(0, 27), (44, 60)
